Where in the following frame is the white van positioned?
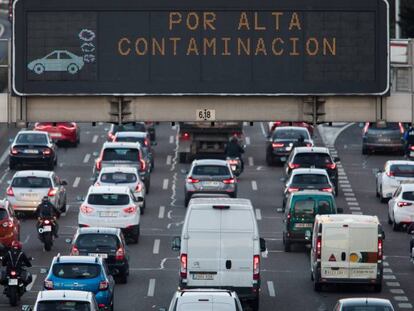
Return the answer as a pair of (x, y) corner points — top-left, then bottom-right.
(172, 198), (266, 311)
(310, 214), (384, 292)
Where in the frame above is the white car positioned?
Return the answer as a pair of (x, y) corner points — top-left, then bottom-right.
(95, 166), (146, 214)
(388, 183), (414, 231)
(78, 185), (140, 243)
(26, 290), (99, 311)
(376, 160), (414, 202)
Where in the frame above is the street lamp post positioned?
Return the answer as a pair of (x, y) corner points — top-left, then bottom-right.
(396, 0), (401, 39)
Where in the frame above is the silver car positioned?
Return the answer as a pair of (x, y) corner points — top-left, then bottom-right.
(95, 166), (146, 214)
(334, 298), (394, 311)
(6, 170), (67, 213)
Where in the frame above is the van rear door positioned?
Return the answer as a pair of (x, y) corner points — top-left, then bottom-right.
(348, 225), (378, 279)
(321, 225), (350, 279)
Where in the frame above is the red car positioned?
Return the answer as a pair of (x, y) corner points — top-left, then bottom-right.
(0, 199), (20, 250)
(268, 121), (314, 137)
(34, 122), (80, 146)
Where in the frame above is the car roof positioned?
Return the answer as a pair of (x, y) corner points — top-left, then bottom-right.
(192, 159), (228, 166)
(188, 198), (252, 209)
(339, 298), (393, 307)
(387, 160), (414, 166)
(293, 147), (330, 154)
(53, 255), (102, 264)
(290, 190), (334, 198)
(99, 166), (138, 174)
(316, 214), (380, 225)
(102, 142), (141, 149)
(17, 130), (48, 136)
(76, 227), (121, 236)
(115, 131), (147, 137)
(36, 290), (92, 302)
(274, 126), (309, 132)
(400, 183), (414, 191)
(88, 185), (131, 194)
(291, 168), (328, 175)
(179, 289), (235, 296)
(12, 170), (52, 178)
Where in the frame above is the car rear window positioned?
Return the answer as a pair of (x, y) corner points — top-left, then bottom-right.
(293, 200), (315, 217)
(192, 165), (230, 176)
(292, 174), (328, 184)
(0, 209), (8, 220)
(76, 234), (119, 250)
(87, 194), (130, 205)
(52, 263), (100, 279)
(273, 128), (309, 140)
(369, 122), (401, 130)
(100, 172), (137, 184)
(115, 136), (145, 145)
(293, 153), (332, 166)
(16, 133), (48, 145)
(178, 303), (235, 311)
(114, 123), (146, 133)
(390, 165), (414, 177)
(342, 306), (393, 311)
(102, 148), (139, 161)
(12, 177), (51, 188)
(402, 191), (414, 201)
(37, 301), (91, 311)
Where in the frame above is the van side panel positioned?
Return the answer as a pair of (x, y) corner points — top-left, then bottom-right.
(321, 226), (349, 279)
(348, 227), (378, 279)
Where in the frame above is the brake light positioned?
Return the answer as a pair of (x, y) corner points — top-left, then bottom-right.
(223, 178), (235, 184)
(228, 159), (238, 165)
(58, 123), (75, 130)
(386, 171), (395, 177)
(316, 236), (322, 259)
(326, 163), (336, 170)
(99, 281), (109, 291)
(410, 146), (414, 151)
(286, 213), (291, 226)
(181, 132), (190, 140)
(108, 132), (115, 141)
(378, 238), (383, 260)
(80, 205), (94, 214)
(116, 247), (125, 260)
(47, 188), (57, 197)
(288, 163), (300, 169)
(135, 183), (143, 192)
(43, 148), (52, 156)
(44, 219), (50, 225)
(44, 279), (53, 290)
(399, 122), (405, 134)
(144, 139), (149, 146)
(397, 201), (412, 207)
(6, 187), (14, 196)
(180, 254), (187, 278)
(306, 143), (313, 147)
(253, 255), (260, 280)
(95, 182), (101, 186)
(139, 158), (146, 172)
(70, 245), (79, 256)
(10, 271), (16, 276)
(96, 158), (102, 171)
(322, 188), (333, 193)
(123, 206), (137, 214)
(186, 177), (200, 183)
(363, 122), (369, 134)
(288, 187), (299, 193)
(272, 143), (284, 148)
(10, 148), (18, 155)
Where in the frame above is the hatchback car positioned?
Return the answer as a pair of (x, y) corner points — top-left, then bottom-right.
(34, 122), (80, 146)
(285, 147), (340, 194)
(282, 168), (335, 208)
(333, 298), (394, 311)
(9, 131), (57, 170)
(6, 170), (67, 213)
(266, 126), (313, 165)
(161, 289), (244, 311)
(28, 290), (100, 311)
(388, 183), (414, 231)
(78, 185), (140, 243)
(44, 255), (114, 310)
(267, 121), (314, 137)
(95, 166), (146, 213)
(376, 160), (414, 202)
(184, 159), (237, 206)
(94, 142), (151, 192)
(69, 227), (130, 284)
(362, 121), (405, 154)
(107, 122), (148, 141)
(0, 199), (20, 251)
(27, 50), (85, 75)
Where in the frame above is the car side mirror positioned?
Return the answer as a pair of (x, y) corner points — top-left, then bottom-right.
(337, 207), (344, 214)
(334, 157), (340, 163)
(8, 138), (13, 144)
(181, 169), (188, 175)
(60, 180), (68, 186)
(6, 180), (11, 185)
(21, 305), (33, 311)
(171, 236), (181, 251)
(381, 231), (385, 240)
(259, 238), (266, 252)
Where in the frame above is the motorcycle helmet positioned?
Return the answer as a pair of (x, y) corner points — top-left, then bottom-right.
(11, 241), (22, 250)
(42, 196), (49, 203)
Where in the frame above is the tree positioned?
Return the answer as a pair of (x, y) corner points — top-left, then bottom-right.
(399, 0), (414, 37)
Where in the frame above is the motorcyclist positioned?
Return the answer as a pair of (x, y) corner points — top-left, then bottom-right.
(35, 196), (60, 238)
(408, 223), (414, 261)
(403, 124), (414, 157)
(225, 135), (245, 171)
(1, 241), (32, 290)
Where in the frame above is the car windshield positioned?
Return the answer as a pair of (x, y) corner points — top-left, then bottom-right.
(102, 148), (139, 162)
(292, 174), (328, 184)
(402, 191), (414, 201)
(273, 129), (309, 140)
(12, 177), (51, 188)
(87, 194), (130, 205)
(293, 200), (315, 217)
(16, 133), (47, 145)
(293, 153), (332, 166)
(37, 301), (91, 311)
(192, 165), (230, 176)
(100, 172), (137, 184)
(114, 123), (146, 133)
(116, 136), (145, 145)
(342, 306), (393, 311)
(76, 234), (119, 250)
(0, 209), (8, 221)
(390, 165), (414, 177)
(52, 263), (100, 279)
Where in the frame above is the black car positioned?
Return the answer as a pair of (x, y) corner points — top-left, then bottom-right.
(9, 131), (57, 170)
(362, 121), (405, 154)
(285, 147), (340, 194)
(69, 227), (130, 284)
(266, 126), (313, 166)
(107, 122), (156, 142)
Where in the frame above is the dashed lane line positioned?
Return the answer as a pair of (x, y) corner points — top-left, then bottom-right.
(398, 303), (413, 309)
(166, 155), (172, 165)
(255, 209), (262, 221)
(147, 278), (156, 297)
(391, 289), (405, 294)
(347, 202), (359, 206)
(248, 157), (254, 166)
(92, 135), (98, 143)
(169, 135), (174, 144)
(251, 180), (258, 191)
(153, 239), (160, 254)
(83, 153), (91, 163)
(163, 179), (169, 190)
(158, 206), (165, 219)
(246, 136), (251, 145)
(27, 274), (37, 291)
(72, 177), (81, 188)
(267, 281), (276, 297)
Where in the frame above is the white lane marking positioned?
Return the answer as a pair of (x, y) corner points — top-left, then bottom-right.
(153, 239), (160, 254)
(338, 176), (349, 180)
(166, 155), (172, 165)
(27, 274), (37, 291)
(251, 181), (258, 191)
(169, 135), (174, 144)
(391, 289), (405, 294)
(339, 179), (350, 184)
(158, 206), (165, 219)
(383, 275), (397, 280)
(386, 282), (400, 287)
(245, 136), (251, 145)
(147, 278), (156, 296)
(384, 268), (393, 273)
(92, 135), (98, 143)
(352, 211), (363, 215)
(349, 207), (361, 211)
(260, 122), (268, 137)
(344, 192), (355, 196)
(0, 145), (10, 166)
(342, 188), (353, 192)
(255, 209), (262, 220)
(267, 281), (276, 297)
(83, 153), (91, 163)
(347, 202), (359, 206)
(383, 262), (389, 267)
(338, 172), (346, 176)
(340, 184), (351, 188)
(72, 177), (81, 188)
(0, 24), (5, 38)
(248, 157), (254, 166)
(163, 179), (169, 190)
(398, 303), (413, 309)
(395, 297), (409, 302)
(345, 197), (357, 201)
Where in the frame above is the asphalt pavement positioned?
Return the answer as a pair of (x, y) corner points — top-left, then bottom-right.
(0, 122), (412, 311)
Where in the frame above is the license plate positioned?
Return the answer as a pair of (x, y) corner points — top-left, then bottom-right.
(192, 273), (214, 280)
(322, 268), (347, 277)
(350, 268), (376, 277)
(42, 225), (52, 232)
(8, 279), (18, 285)
(50, 133), (62, 137)
(23, 193), (37, 198)
(89, 253), (108, 259)
(231, 165), (237, 171)
(378, 138), (391, 142)
(100, 212), (118, 217)
(203, 181), (220, 187)
(295, 223), (313, 228)
(280, 157), (287, 161)
(410, 151), (414, 157)
(23, 149), (38, 154)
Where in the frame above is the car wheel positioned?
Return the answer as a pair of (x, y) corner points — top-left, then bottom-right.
(392, 217), (399, 231)
(116, 273), (128, 284)
(387, 212), (392, 225)
(373, 283), (382, 293)
(313, 279), (322, 292)
(145, 178), (150, 194)
(9, 161), (16, 170)
(131, 225), (140, 244)
(140, 201), (145, 215)
(250, 296), (259, 311)
(33, 63), (45, 74)
(266, 153), (273, 166)
(184, 194), (190, 207)
(376, 183), (380, 198)
(335, 184), (339, 197)
(61, 196), (67, 213)
(67, 63), (79, 74)
(283, 235), (291, 252)
(47, 161), (54, 171)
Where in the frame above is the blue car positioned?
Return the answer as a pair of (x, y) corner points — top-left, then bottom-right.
(44, 255), (115, 310)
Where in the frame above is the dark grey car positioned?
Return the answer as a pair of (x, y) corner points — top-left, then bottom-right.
(362, 122), (405, 154)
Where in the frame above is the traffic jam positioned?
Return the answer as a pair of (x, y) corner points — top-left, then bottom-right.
(0, 120), (412, 311)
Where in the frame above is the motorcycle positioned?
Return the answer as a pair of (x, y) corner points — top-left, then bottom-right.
(37, 217), (55, 251)
(2, 262), (32, 307)
(226, 157), (242, 177)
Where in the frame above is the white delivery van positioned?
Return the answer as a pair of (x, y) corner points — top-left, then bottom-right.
(172, 198), (266, 311)
(310, 214), (384, 292)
